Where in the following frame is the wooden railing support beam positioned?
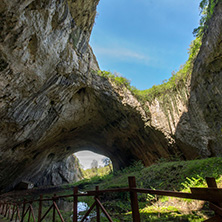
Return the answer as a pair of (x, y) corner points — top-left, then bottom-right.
(128, 176), (140, 222)
(73, 187), (78, 222)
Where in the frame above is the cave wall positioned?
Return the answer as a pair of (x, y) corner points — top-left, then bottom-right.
(0, 0), (101, 191)
(146, 1), (222, 158)
(0, 0), (222, 192)
(0, 0), (174, 191)
(179, 1), (222, 157)
(36, 154), (83, 186)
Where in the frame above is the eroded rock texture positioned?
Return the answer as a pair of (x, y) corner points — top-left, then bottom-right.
(0, 0), (222, 192)
(147, 2), (222, 158)
(36, 154), (83, 186)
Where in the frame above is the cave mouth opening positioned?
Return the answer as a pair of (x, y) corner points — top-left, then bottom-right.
(74, 150), (113, 177)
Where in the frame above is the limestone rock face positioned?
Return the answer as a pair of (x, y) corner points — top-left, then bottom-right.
(0, 0), (101, 191)
(0, 0), (222, 192)
(146, 2), (222, 158)
(36, 155), (83, 186)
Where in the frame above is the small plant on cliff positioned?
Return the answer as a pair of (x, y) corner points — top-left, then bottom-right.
(97, 70), (131, 89)
(95, 32), (202, 105)
(193, 0), (219, 37)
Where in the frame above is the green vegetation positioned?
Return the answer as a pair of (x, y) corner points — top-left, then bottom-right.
(94, 0), (219, 106)
(97, 70), (131, 89)
(70, 157), (222, 221)
(78, 157), (113, 179)
(79, 157), (222, 191)
(16, 158), (222, 221)
(193, 0), (219, 37)
(95, 35), (201, 105)
(81, 165), (112, 179)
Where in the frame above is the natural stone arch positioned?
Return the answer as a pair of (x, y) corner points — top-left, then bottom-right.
(0, 66), (179, 191)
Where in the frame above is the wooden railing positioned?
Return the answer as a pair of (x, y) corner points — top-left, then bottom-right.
(0, 176), (222, 221)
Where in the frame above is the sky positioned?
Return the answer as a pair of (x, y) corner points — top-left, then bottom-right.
(75, 0), (201, 168)
(90, 0), (201, 90)
(75, 151), (108, 170)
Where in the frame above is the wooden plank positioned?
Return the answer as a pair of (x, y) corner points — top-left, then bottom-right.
(39, 204), (53, 221)
(190, 188), (222, 202)
(95, 186), (100, 222)
(132, 188), (201, 200)
(53, 194), (56, 222)
(73, 187), (78, 222)
(87, 188), (130, 195)
(21, 200), (26, 222)
(54, 202), (65, 222)
(209, 203), (222, 217)
(10, 204), (16, 221)
(30, 205), (36, 222)
(95, 198), (113, 222)
(206, 176), (222, 218)
(38, 195), (43, 222)
(80, 201), (96, 222)
(128, 177), (140, 222)
(206, 177), (217, 188)
(206, 177), (222, 208)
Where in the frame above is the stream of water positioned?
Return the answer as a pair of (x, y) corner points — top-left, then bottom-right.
(57, 199), (103, 221)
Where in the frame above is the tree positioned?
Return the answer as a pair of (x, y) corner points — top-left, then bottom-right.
(91, 159), (98, 173)
(102, 157), (112, 172)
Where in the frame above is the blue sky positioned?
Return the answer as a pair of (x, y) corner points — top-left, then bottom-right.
(75, 1), (201, 167)
(90, 0), (201, 90)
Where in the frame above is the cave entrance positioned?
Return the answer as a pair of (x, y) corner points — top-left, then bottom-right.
(74, 150), (113, 178)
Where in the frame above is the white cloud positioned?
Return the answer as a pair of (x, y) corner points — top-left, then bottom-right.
(74, 151), (107, 170)
(94, 46), (150, 65)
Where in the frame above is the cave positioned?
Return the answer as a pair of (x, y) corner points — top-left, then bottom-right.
(74, 150), (112, 170)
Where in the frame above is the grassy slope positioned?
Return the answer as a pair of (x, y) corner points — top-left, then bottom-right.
(72, 157), (222, 221)
(15, 158), (222, 221)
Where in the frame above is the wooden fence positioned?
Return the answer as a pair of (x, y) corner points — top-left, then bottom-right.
(0, 176), (222, 221)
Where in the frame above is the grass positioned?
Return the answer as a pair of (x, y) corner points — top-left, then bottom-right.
(81, 165), (112, 179)
(12, 158), (222, 221)
(69, 157), (222, 221)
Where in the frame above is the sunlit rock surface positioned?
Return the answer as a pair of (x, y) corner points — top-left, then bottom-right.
(147, 2), (222, 158)
(36, 154), (83, 186)
(0, 0), (222, 191)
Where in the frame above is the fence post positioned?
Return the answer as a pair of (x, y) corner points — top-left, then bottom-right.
(73, 187), (78, 222)
(15, 204), (19, 222)
(10, 204), (15, 221)
(53, 194), (56, 222)
(0, 202), (3, 215)
(21, 199), (26, 222)
(206, 177), (222, 210)
(206, 177), (217, 188)
(27, 203), (31, 222)
(128, 176), (140, 222)
(1, 202), (5, 215)
(1, 202), (3, 215)
(95, 186), (100, 222)
(4, 203), (8, 217)
(7, 203), (11, 219)
(38, 195), (43, 222)
(0, 202), (2, 214)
